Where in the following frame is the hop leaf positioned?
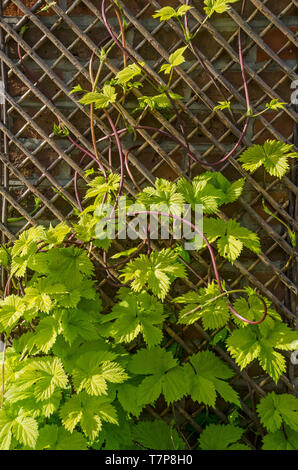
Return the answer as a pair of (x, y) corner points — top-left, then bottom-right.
(47, 247), (94, 283)
(44, 222), (70, 247)
(153, 6), (176, 21)
(79, 85), (117, 109)
(85, 173), (121, 205)
(27, 316), (58, 353)
(197, 172), (245, 205)
(11, 226), (45, 257)
(262, 427), (298, 450)
(177, 177), (221, 214)
(128, 347), (189, 406)
(204, 217), (261, 263)
(232, 290), (280, 329)
(160, 47), (188, 74)
(36, 425), (88, 450)
(198, 423), (249, 450)
(115, 62), (144, 85)
(153, 5), (192, 21)
(257, 393), (298, 433)
(11, 226), (46, 277)
(100, 290), (166, 348)
(174, 282), (230, 329)
(0, 407), (38, 449)
(0, 295), (26, 334)
(69, 84), (84, 95)
(239, 140), (298, 178)
(73, 213), (101, 244)
(59, 392), (118, 442)
(71, 351), (128, 396)
(120, 248), (187, 300)
(132, 420), (186, 450)
(265, 99), (287, 111)
(137, 178), (185, 216)
(177, 173), (244, 214)
(24, 279), (56, 314)
(214, 101), (231, 111)
(184, 350), (240, 407)
(8, 357), (68, 403)
(13, 414), (39, 449)
(204, 0), (240, 16)
(176, 5), (193, 16)
(137, 92), (183, 110)
(59, 303), (101, 345)
(226, 320), (298, 383)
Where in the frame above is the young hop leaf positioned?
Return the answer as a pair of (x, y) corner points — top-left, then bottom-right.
(232, 288), (280, 329)
(198, 423), (250, 450)
(37, 1), (57, 14)
(24, 278), (63, 316)
(257, 393), (298, 433)
(265, 99), (287, 111)
(174, 282), (230, 329)
(100, 289), (167, 348)
(120, 248), (187, 300)
(11, 226), (46, 277)
(137, 92), (183, 111)
(160, 47), (188, 75)
(183, 350), (240, 407)
(239, 140), (298, 178)
(115, 62), (144, 85)
(73, 213), (99, 244)
(69, 84), (84, 95)
(153, 5), (192, 22)
(137, 178), (185, 216)
(214, 100), (231, 111)
(200, 172), (245, 204)
(203, 217), (261, 263)
(85, 173), (121, 206)
(53, 122), (69, 137)
(110, 247), (139, 260)
(44, 222), (71, 248)
(204, 0), (240, 17)
(177, 177), (221, 214)
(79, 85), (117, 109)
(177, 173), (244, 214)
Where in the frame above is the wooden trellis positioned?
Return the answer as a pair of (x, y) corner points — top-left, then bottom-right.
(0, 0), (297, 448)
